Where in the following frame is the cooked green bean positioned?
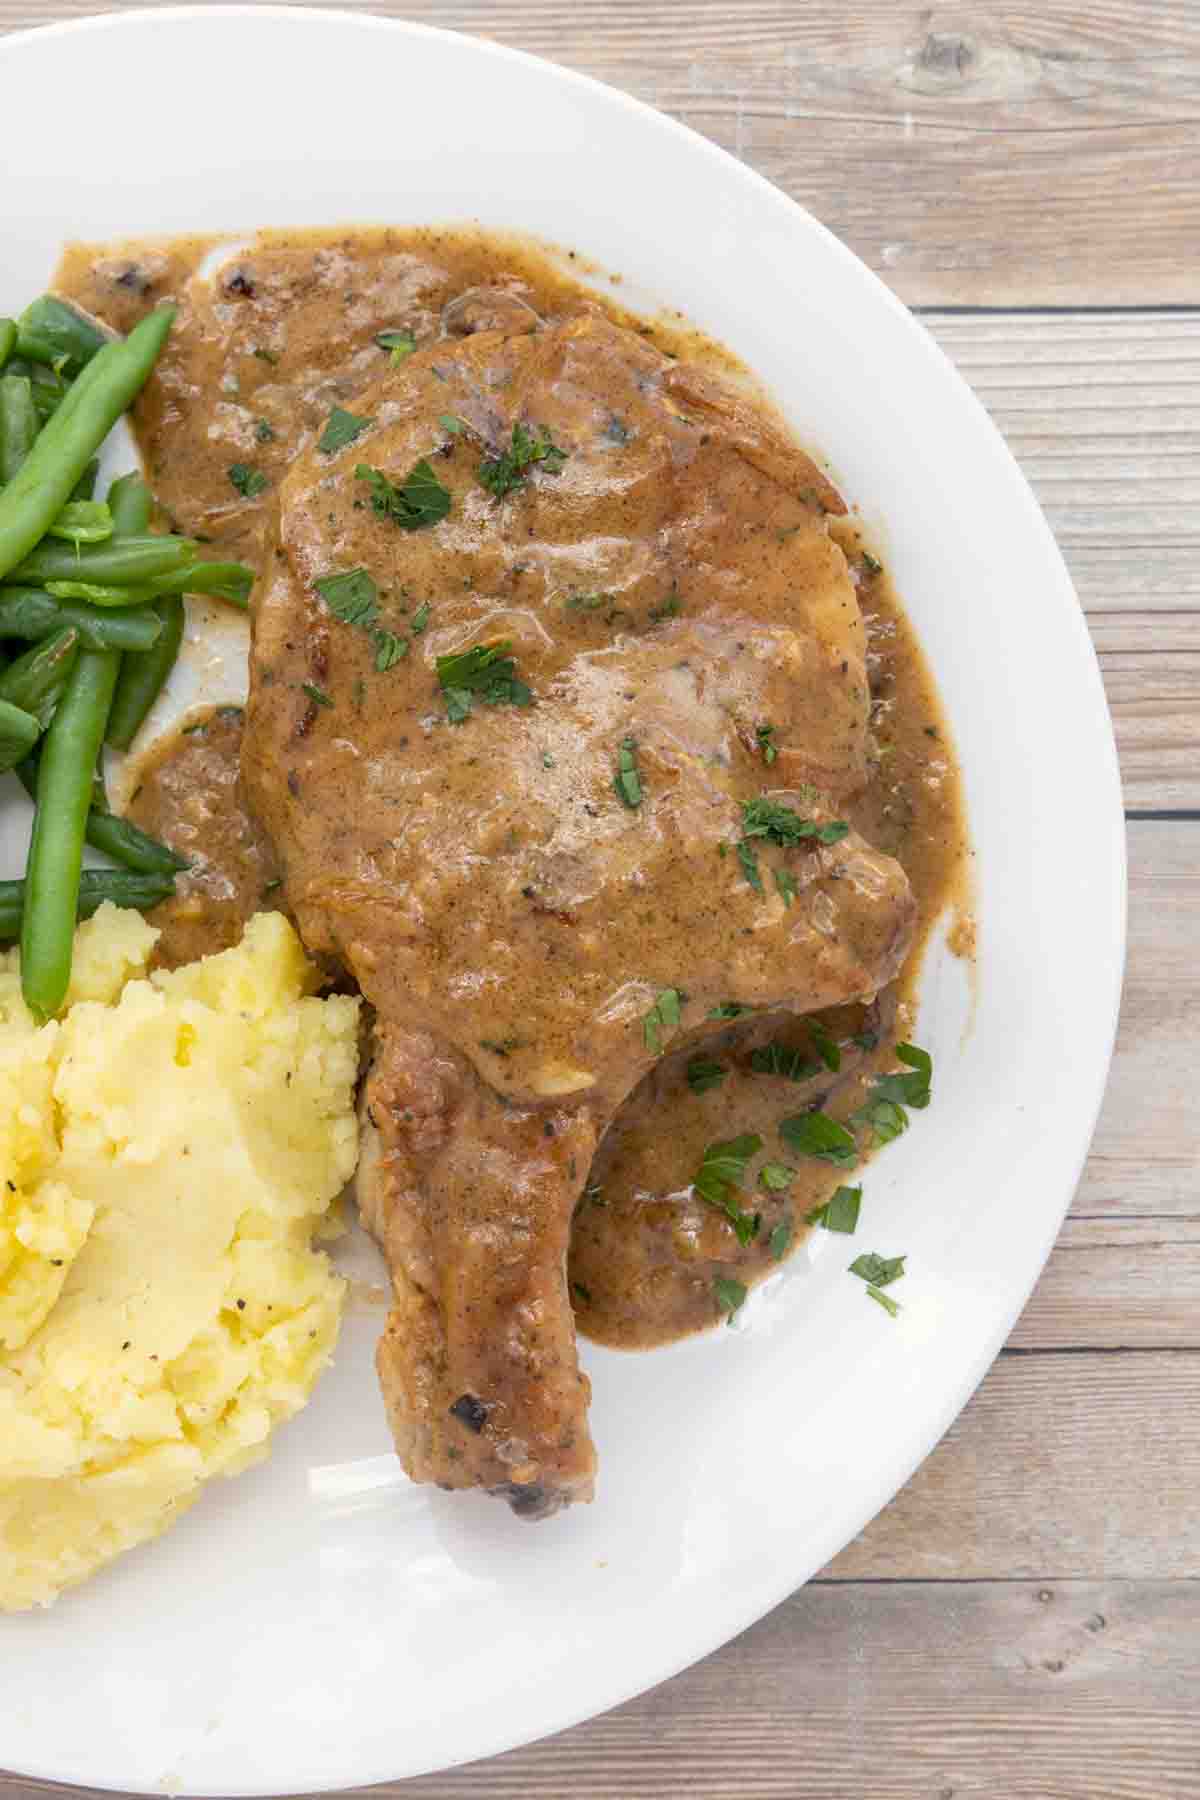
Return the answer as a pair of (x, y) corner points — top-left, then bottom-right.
(0, 306), (175, 584)
(28, 365), (69, 423)
(143, 559), (253, 608)
(15, 296), (108, 378)
(0, 697), (41, 772)
(0, 588), (162, 651)
(68, 457), (100, 503)
(20, 647), (120, 1019)
(5, 531), (197, 589)
(0, 628), (79, 727)
(0, 321), (15, 373)
(106, 596), (184, 750)
(0, 867), (176, 943)
(106, 471), (153, 534)
(0, 375), (38, 485)
(14, 755), (187, 876)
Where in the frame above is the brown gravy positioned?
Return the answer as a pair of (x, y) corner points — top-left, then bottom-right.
(59, 226), (971, 1347)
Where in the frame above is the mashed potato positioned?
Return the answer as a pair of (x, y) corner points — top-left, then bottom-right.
(0, 906), (360, 1611)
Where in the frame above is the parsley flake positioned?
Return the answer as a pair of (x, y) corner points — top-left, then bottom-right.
(809, 1018), (841, 1072)
(356, 459), (451, 530)
(686, 1057), (726, 1095)
(435, 640), (532, 723)
(756, 723), (779, 764)
(708, 1001), (751, 1021)
(713, 1275), (748, 1323)
(750, 1041), (822, 1082)
(376, 328), (416, 364)
(693, 1134), (762, 1245)
(769, 1216), (794, 1260)
(807, 1184), (861, 1234)
(228, 462), (267, 499)
(410, 602), (431, 634)
(774, 868), (798, 907)
(478, 421), (567, 500)
(613, 737), (642, 809)
(439, 413), (466, 435)
(779, 1110), (858, 1167)
(302, 682), (333, 709)
(759, 1163), (795, 1193)
(866, 1284), (901, 1317)
(643, 987), (685, 1055)
(319, 407), (373, 455)
(849, 1043), (933, 1145)
(255, 418), (276, 443)
(850, 1251), (906, 1288)
(374, 631), (408, 671)
(314, 567), (409, 672)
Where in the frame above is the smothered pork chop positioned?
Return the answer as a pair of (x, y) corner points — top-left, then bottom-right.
(242, 300), (915, 1516)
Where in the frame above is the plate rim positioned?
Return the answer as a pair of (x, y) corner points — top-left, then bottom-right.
(0, 7), (1127, 1793)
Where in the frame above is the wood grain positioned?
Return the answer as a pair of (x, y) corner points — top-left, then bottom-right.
(827, 1350), (1200, 1579)
(3, 0), (1198, 306)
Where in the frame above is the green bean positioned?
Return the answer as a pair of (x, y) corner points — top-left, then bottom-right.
(69, 457), (100, 503)
(28, 365), (69, 423)
(0, 375), (38, 485)
(0, 321), (15, 373)
(5, 531), (197, 589)
(0, 306), (175, 584)
(0, 867), (176, 944)
(20, 647), (120, 1019)
(15, 297), (109, 378)
(0, 588), (162, 651)
(106, 596), (184, 750)
(14, 755), (187, 876)
(143, 560), (253, 608)
(0, 628), (79, 727)
(106, 471), (152, 534)
(0, 697), (41, 772)
(45, 499), (113, 545)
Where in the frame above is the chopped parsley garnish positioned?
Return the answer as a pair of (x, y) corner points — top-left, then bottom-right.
(774, 869), (798, 907)
(850, 1251), (905, 1315)
(566, 593), (607, 612)
(850, 1251), (905, 1287)
(605, 414), (630, 445)
(439, 413), (466, 435)
(735, 797), (850, 893)
(693, 1133), (762, 1245)
(410, 602), (430, 634)
(861, 551), (883, 576)
(319, 406), (373, 455)
(686, 1057), (726, 1095)
(643, 987), (684, 1054)
(713, 1275), (748, 1324)
(613, 738), (642, 809)
(756, 723), (779, 765)
(807, 1184), (861, 1234)
(709, 1001), (751, 1021)
(376, 328), (416, 363)
(750, 1041), (822, 1082)
(852, 1028), (880, 1052)
(769, 1216), (794, 1260)
(254, 417), (276, 443)
(478, 421), (567, 500)
(374, 631), (408, 671)
(356, 459), (452, 530)
(570, 1280), (592, 1305)
(302, 682), (333, 709)
(648, 588), (681, 623)
(779, 1109), (858, 1167)
(314, 567), (409, 673)
(228, 462), (267, 498)
(435, 640), (532, 723)
(252, 346), (279, 365)
(809, 1019), (841, 1072)
(759, 1162), (794, 1192)
(849, 1043), (933, 1145)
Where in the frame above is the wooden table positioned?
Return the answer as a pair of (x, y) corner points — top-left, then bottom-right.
(2, 3), (1196, 1796)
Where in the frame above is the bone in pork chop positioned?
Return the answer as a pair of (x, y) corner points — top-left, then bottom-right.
(242, 302), (916, 1516)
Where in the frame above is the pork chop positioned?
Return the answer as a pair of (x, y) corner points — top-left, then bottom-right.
(242, 302), (915, 1515)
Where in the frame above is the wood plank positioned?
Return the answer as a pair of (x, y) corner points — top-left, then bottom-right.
(3, 1), (1196, 306)
(826, 1351), (1200, 1579)
(1075, 820), (1199, 1218)
(1012, 1218), (1200, 1349)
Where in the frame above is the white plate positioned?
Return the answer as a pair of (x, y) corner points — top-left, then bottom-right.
(0, 9), (1125, 1795)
